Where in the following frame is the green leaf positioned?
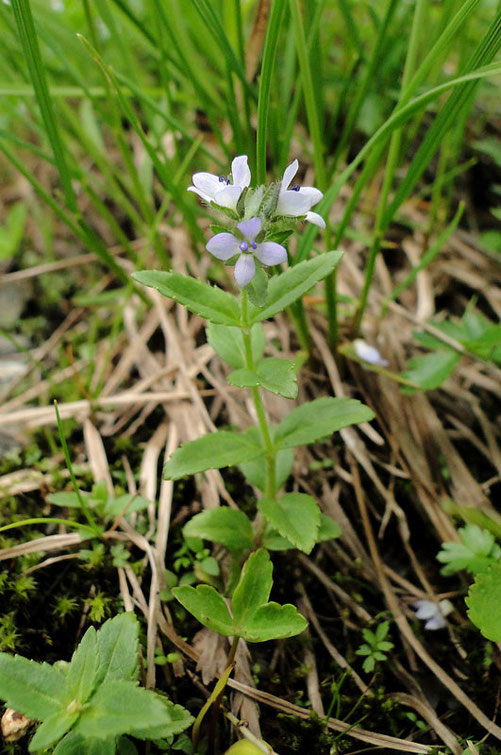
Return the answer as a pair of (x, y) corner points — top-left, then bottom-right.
(54, 733), (116, 755)
(132, 271), (241, 326)
(241, 444), (293, 494)
(250, 251), (343, 323)
(47, 492), (88, 509)
(256, 358), (298, 399)
(241, 602), (308, 642)
(317, 514), (342, 542)
(437, 524), (501, 575)
(258, 494), (320, 554)
(466, 563), (501, 642)
(29, 711), (78, 752)
(0, 654), (66, 720)
(172, 585), (234, 636)
(262, 527), (295, 551)
(105, 494), (150, 517)
(163, 431), (264, 480)
(65, 626), (98, 703)
(75, 681), (183, 740)
(229, 358), (298, 399)
(95, 613), (139, 686)
(400, 351), (460, 394)
(246, 266), (268, 308)
(206, 323), (265, 369)
(126, 699), (193, 740)
(275, 397), (375, 449)
(183, 509), (254, 550)
(232, 549), (273, 628)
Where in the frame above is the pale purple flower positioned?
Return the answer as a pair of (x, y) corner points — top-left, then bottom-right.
(276, 159), (325, 229)
(206, 217), (287, 288)
(354, 339), (389, 367)
(188, 155), (251, 211)
(413, 599), (453, 630)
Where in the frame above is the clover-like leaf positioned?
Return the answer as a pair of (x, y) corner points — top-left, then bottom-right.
(258, 493), (320, 554)
(466, 563), (501, 641)
(172, 584), (234, 636)
(239, 602), (307, 642)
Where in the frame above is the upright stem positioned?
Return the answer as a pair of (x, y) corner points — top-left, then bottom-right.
(241, 291), (276, 504)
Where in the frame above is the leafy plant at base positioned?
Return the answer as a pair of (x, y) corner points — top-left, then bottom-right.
(355, 621), (394, 673)
(0, 613), (192, 753)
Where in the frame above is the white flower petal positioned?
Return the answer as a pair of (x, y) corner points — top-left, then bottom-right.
(413, 600), (436, 620)
(191, 172), (221, 199)
(231, 155), (251, 188)
(206, 233), (240, 261)
(299, 187), (323, 206)
(281, 159), (299, 190)
(276, 190), (311, 216)
(237, 217), (262, 240)
(425, 615), (446, 631)
(234, 254), (255, 288)
(305, 211), (326, 229)
(187, 186), (213, 203)
(255, 242), (287, 266)
(439, 599), (454, 617)
(354, 340), (389, 367)
(214, 185), (242, 210)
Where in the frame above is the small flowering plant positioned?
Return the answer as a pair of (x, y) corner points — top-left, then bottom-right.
(133, 155), (374, 658)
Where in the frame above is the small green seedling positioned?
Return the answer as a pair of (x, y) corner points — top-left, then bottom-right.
(355, 621), (394, 673)
(437, 523), (501, 576)
(0, 613), (192, 753)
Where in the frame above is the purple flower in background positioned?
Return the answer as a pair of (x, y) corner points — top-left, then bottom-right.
(354, 339), (389, 367)
(206, 217), (287, 288)
(188, 155), (251, 211)
(276, 159), (325, 229)
(413, 599), (453, 630)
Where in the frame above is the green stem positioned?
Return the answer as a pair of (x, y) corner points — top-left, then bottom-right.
(241, 292), (276, 502)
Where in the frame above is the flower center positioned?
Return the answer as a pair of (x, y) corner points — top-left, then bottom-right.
(239, 241), (249, 252)
(219, 175), (231, 185)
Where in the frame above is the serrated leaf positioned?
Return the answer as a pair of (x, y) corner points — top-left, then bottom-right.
(183, 509), (254, 550)
(261, 528), (295, 550)
(258, 494), (320, 554)
(250, 251), (343, 322)
(240, 602), (307, 642)
(126, 699), (193, 740)
(317, 514), (342, 542)
(29, 711), (78, 752)
(437, 524), (501, 575)
(172, 585), (234, 635)
(246, 266), (268, 308)
(164, 430), (264, 480)
(207, 323), (265, 369)
(95, 613), (139, 686)
(400, 351), (460, 394)
(257, 358), (298, 399)
(466, 563), (501, 641)
(53, 732), (116, 755)
(75, 681), (180, 740)
(275, 397), (374, 449)
(132, 270), (241, 326)
(66, 626), (98, 703)
(0, 654), (67, 720)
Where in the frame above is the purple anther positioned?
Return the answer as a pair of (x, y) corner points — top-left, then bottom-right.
(250, 241), (257, 250)
(219, 175), (226, 182)
(239, 241), (249, 252)
(291, 184), (301, 192)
